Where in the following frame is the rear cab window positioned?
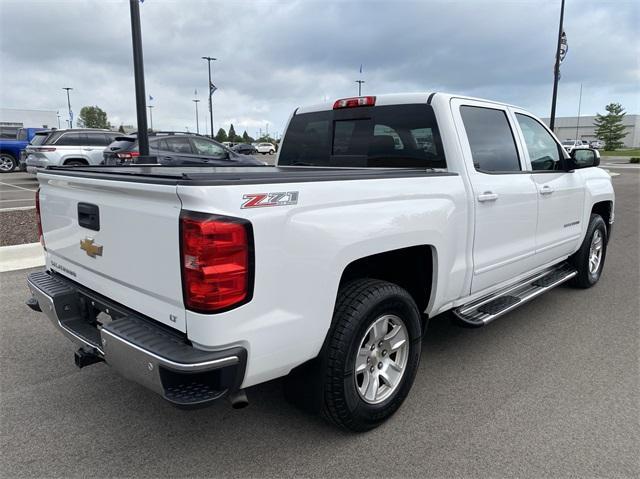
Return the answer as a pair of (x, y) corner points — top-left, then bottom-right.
(279, 104), (446, 169)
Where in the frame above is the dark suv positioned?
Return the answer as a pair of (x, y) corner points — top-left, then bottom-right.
(103, 132), (265, 166)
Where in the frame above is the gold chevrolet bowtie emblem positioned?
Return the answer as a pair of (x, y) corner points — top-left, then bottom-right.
(80, 238), (103, 258)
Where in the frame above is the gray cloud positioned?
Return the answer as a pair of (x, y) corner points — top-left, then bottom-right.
(1, 0), (638, 136)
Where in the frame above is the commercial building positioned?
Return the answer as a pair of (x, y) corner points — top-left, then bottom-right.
(542, 114), (640, 148)
(0, 108), (59, 138)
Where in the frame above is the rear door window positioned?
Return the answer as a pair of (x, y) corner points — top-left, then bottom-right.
(279, 104), (446, 168)
(166, 137), (193, 154)
(85, 132), (111, 146)
(460, 106), (521, 172)
(55, 132), (86, 146)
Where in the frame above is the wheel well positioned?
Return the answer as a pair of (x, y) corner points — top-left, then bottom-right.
(63, 158), (88, 165)
(0, 150), (16, 159)
(339, 245), (433, 312)
(591, 201), (612, 232)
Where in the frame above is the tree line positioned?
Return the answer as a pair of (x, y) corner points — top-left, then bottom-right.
(74, 103), (630, 151)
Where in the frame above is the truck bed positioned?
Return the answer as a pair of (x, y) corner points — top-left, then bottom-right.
(43, 165), (455, 185)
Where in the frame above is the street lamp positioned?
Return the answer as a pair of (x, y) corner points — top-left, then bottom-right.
(62, 87), (73, 128)
(128, 0), (152, 160)
(192, 98), (201, 135)
(201, 56), (217, 138)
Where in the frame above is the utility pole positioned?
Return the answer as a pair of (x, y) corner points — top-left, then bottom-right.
(575, 83), (583, 141)
(129, 0), (152, 160)
(355, 80), (365, 96)
(202, 56), (217, 138)
(62, 87), (73, 128)
(549, 0), (566, 132)
(193, 98), (200, 134)
(147, 105), (154, 131)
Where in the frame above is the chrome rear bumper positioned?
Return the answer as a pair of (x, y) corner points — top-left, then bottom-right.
(27, 270), (246, 408)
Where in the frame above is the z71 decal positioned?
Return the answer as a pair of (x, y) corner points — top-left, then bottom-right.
(242, 191), (299, 209)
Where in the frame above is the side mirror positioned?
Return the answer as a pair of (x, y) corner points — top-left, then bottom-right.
(569, 148), (600, 169)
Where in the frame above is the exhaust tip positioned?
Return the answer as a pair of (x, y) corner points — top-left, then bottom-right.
(228, 389), (249, 409)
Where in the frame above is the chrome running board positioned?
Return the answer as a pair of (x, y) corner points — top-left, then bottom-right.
(454, 262), (577, 326)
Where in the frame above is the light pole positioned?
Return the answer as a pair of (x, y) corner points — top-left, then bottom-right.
(549, 0), (566, 132)
(355, 80), (365, 96)
(193, 98), (201, 134)
(202, 56), (217, 138)
(128, 0), (151, 160)
(56, 112), (61, 129)
(62, 87), (73, 128)
(147, 105), (154, 131)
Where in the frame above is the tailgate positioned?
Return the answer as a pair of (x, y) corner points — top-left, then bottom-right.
(38, 172), (186, 332)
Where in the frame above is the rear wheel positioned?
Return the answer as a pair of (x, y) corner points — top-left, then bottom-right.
(570, 214), (608, 288)
(320, 279), (422, 431)
(0, 153), (16, 173)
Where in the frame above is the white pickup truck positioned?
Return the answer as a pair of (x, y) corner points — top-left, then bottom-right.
(27, 93), (614, 431)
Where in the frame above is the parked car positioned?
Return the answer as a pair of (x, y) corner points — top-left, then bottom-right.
(102, 132), (265, 166)
(27, 92), (613, 432)
(19, 130), (55, 171)
(589, 140), (605, 149)
(232, 143), (258, 155)
(561, 139), (589, 153)
(255, 142), (276, 154)
(0, 127), (47, 172)
(25, 129), (120, 173)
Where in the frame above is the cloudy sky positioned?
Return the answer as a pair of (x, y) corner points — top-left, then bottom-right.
(1, 0), (638, 137)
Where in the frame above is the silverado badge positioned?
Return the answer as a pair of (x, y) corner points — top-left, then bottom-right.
(80, 238), (103, 258)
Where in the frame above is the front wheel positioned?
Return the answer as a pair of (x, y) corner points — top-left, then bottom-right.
(320, 279), (422, 431)
(570, 214), (608, 288)
(0, 153), (16, 173)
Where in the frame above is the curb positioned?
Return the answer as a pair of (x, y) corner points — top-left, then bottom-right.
(0, 242), (44, 272)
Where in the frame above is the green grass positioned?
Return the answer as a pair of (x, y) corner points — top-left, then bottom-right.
(600, 149), (640, 157)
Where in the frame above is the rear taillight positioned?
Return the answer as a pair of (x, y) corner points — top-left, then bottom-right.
(180, 211), (253, 313)
(35, 188), (45, 249)
(333, 96), (376, 109)
(116, 151), (140, 160)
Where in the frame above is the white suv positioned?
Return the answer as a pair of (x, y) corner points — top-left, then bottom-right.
(561, 139), (590, 153)
(25, 129), (119, 173)
(255, 142), (275, 155)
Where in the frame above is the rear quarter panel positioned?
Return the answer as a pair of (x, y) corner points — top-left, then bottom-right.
(178, 174), (468, 387)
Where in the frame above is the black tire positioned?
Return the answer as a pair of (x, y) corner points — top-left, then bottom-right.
(570, 214), (608, 288)
(0, 153), (17, 173)
(320, 279), (422, 432)
(269, 150), (275, 155)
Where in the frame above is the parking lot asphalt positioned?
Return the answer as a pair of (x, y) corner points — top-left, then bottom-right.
(1, 170), (638, 479)
(0, 172), (38, 210)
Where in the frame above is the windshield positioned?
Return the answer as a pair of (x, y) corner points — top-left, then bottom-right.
(278, 104), (446, 169)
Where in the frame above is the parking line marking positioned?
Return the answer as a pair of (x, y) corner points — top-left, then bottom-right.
(0, 198), (36, 203)
(0, 181), (37, 192)
(0, 206), (35, 212)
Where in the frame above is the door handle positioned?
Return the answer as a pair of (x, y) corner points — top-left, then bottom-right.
(477, 191), (499, 202)
(540, 185), (554, 195)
